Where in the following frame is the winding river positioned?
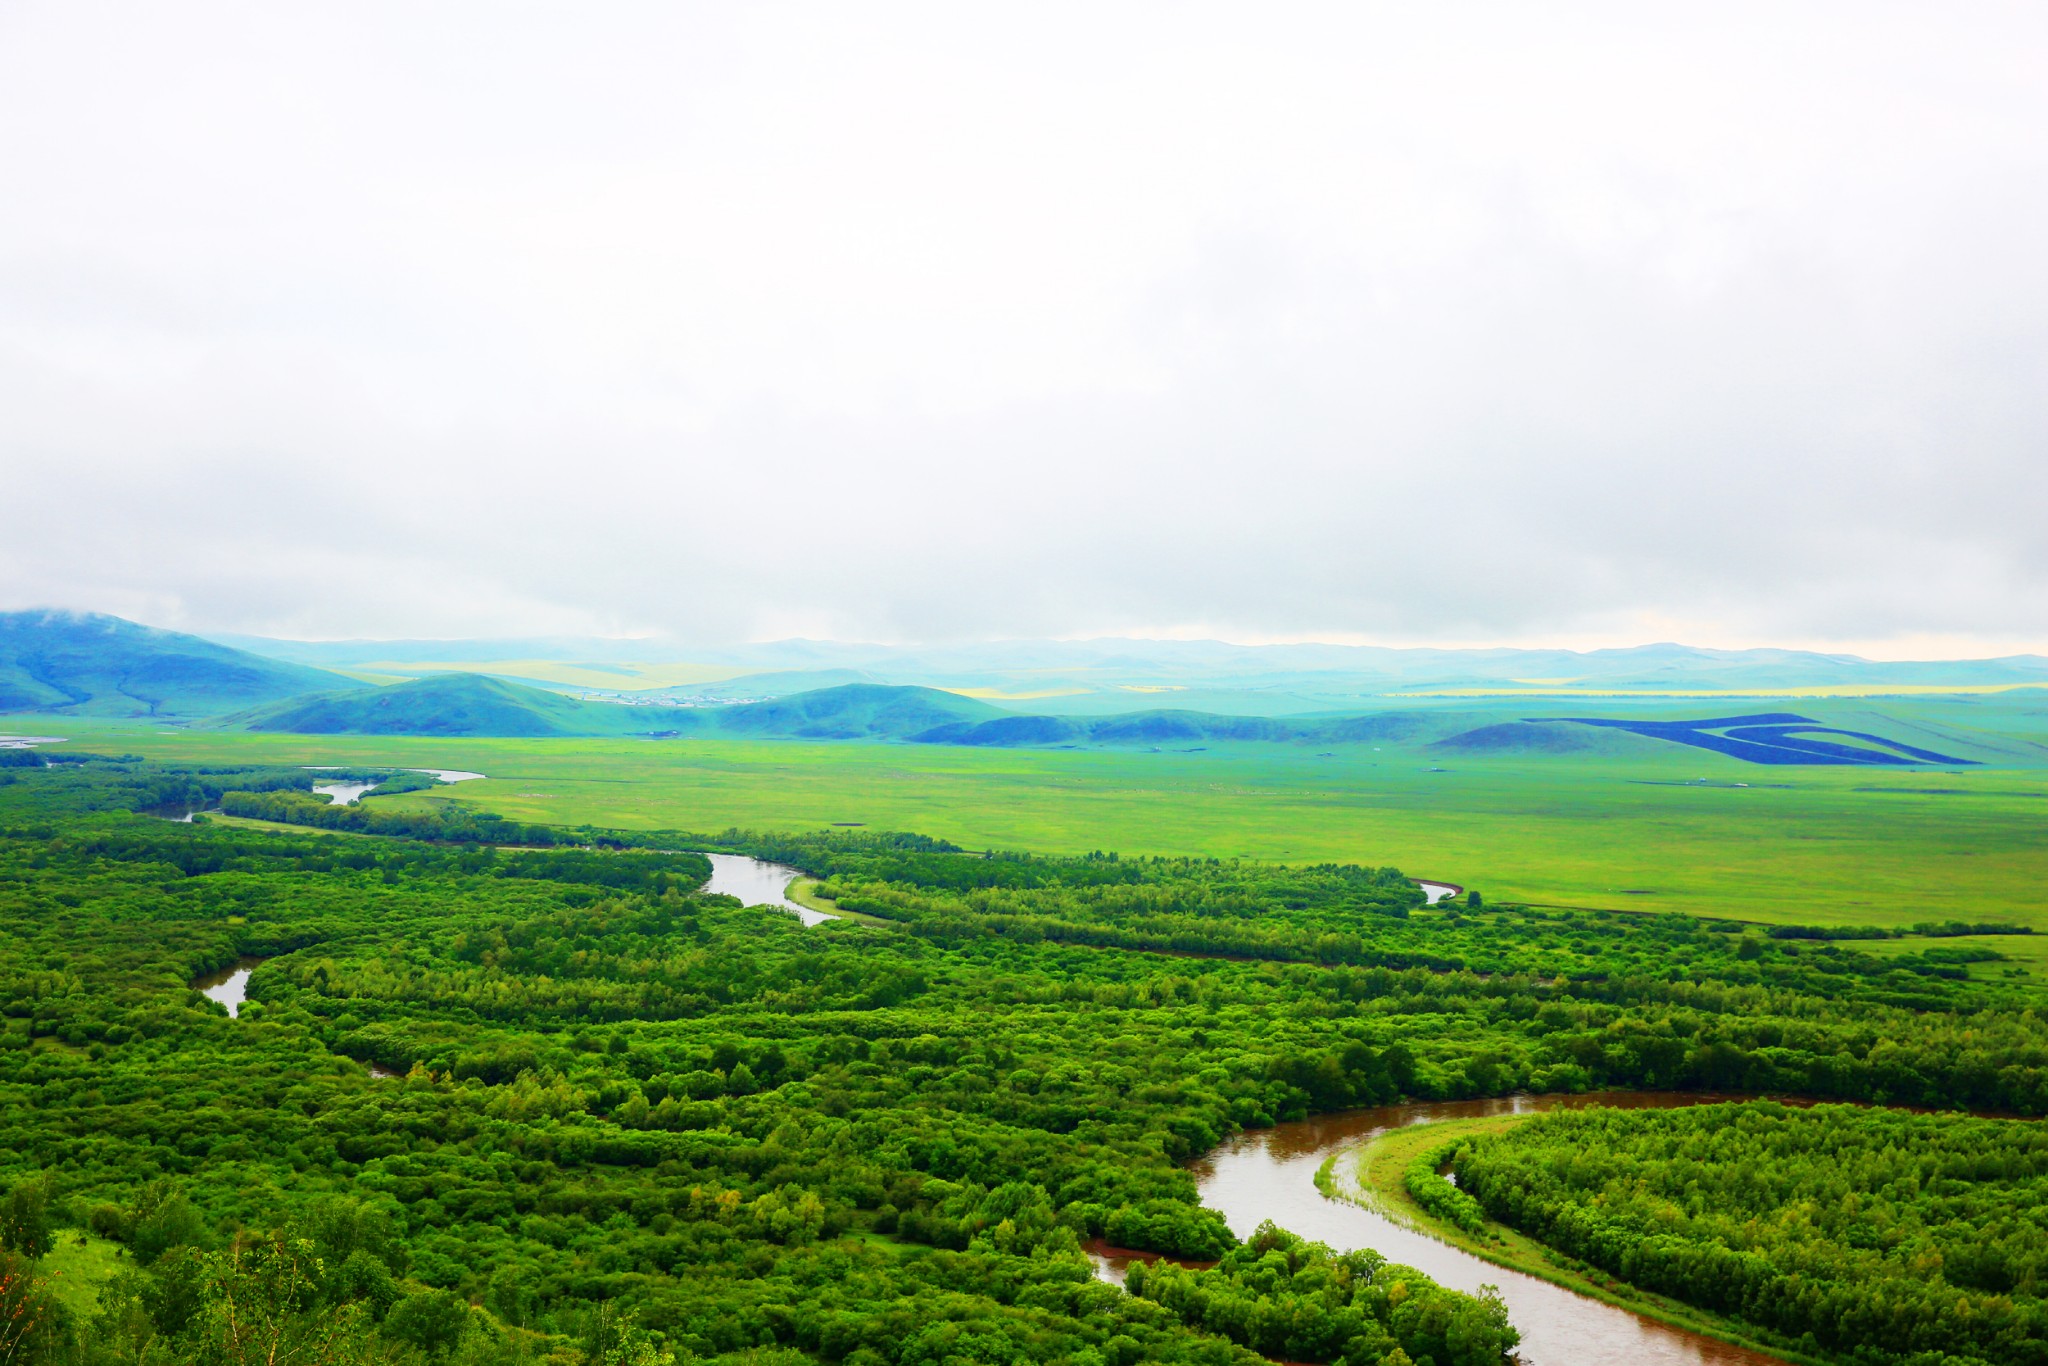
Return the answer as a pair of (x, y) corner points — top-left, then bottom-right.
(705, 857), (1778, 1359)
(191, 847), (1764, 1360)
(1094, 1094), (1788, 1366)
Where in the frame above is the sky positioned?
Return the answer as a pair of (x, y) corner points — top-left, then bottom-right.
(3, 2), (2046, 656)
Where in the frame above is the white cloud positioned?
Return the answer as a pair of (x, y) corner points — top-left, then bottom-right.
(3, 1), (2044, 650)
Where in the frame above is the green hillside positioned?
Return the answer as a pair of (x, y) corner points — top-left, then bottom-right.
(715, 683), (1001, 739)
(215, 674), (2044, 767)
(230, 679), (1000, 740)
(230, 673), (668, 737)
(0, 610), (345, 718)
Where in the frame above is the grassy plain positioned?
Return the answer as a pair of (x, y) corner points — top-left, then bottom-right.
(27, 716), (2048, 935)
(38, 1232), (128, 1322)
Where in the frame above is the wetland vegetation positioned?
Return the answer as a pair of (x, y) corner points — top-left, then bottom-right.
(2, 727), (2046, 1364)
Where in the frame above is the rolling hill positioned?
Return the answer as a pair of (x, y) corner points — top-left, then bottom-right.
(222, 674), (2021, 768)
(909, 707), (1443, 749)
(230, 673), (670, 737)
(0, 610), (346, 718)
(713, 684), (1000, 739)
(213, 629), (2048, 714)
(229, 678), (1001, 741)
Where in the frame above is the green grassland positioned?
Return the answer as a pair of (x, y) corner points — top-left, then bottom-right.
(37, 1231), (129, 1322)
(28, 704), (2048, 936)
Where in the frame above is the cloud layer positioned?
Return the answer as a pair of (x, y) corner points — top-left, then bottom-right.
(4, 2), (2045, 651)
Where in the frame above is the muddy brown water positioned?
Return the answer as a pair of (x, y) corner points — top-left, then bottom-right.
(1094, 1092), (1791, 1366)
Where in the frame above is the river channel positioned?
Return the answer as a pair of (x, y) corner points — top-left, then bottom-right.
(706, 857), (1778, 1360)
(702, 853), (835, 925)
(1091, 1093), (1789, 1366)
(184, 852), (1780, 1360)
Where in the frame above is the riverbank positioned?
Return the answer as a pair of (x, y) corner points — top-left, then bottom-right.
(1333, 1111), (1823, 1366)
(786, 875), (897, 926)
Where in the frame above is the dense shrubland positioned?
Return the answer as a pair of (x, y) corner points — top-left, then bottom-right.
(0, 756), (2043, 1363)
(1453, 1103), (2048, 1366)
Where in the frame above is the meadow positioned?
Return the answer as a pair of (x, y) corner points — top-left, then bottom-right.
(8, 740), (2048, 1365)
(31, 710), (2048, 936)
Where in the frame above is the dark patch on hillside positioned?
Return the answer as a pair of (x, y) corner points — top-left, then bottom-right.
(1542, 714), (1977, 766)
(913, 706), (1448, 749)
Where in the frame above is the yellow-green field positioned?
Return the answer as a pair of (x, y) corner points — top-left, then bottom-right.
(32, 719), (2048, 933)
(38, 1232), (128, 1321)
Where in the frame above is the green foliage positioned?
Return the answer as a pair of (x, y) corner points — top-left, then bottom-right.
(0, 1181), (52, 1259)
(0, 1249), (64, 1365)
(1126, 1222), (1516, 1365)
(5, 758), (2048, 1363)
(1400, 1146), (1485, 1236)
(1457, 1102), (2048, 1365)
(126, 1182), (208, 1267)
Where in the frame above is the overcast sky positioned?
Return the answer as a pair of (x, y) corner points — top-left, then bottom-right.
(4, 3), (2045, 655)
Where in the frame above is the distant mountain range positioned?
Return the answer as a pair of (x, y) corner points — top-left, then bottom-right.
(3, 613), (2042, 767)
(223, 677), (2012, 768)
(209, 629), (2048, 713)
(227, 677), (1001, 741)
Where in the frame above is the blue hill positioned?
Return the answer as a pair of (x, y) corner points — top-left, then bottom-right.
(0, 610), (346, 718)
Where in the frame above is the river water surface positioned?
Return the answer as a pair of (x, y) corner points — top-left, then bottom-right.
(181, 844), (1778, 1361)
(1098, 1093), (1789, 1366)
(192, 958), (264, 1017)
(313, 780), (378, 805)
(303, 767), (488, 804)
(702, 853), (835, 925)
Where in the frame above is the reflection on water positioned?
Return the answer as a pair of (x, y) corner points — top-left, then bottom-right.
(702, 853), (836, 925)
(191, 958), (264, 1017)
(1100, 1094), (1788, 1366)
(1417, 880), (1460, 905)
(313, 781), (377, 805)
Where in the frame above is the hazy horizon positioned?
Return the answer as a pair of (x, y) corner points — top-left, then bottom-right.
(13, 604), (2048, 664)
